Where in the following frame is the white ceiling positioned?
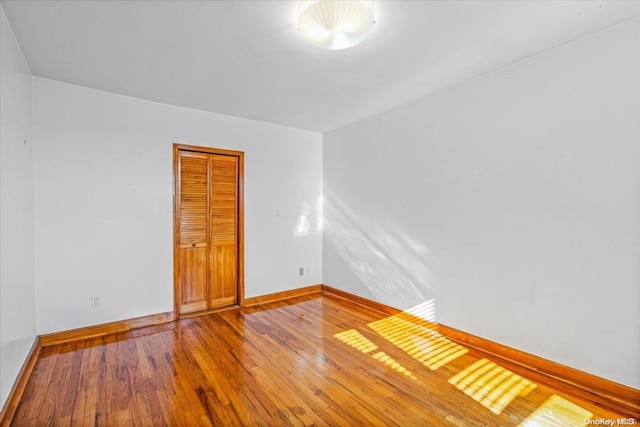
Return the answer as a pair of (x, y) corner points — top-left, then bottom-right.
(3, 1), (640, 132)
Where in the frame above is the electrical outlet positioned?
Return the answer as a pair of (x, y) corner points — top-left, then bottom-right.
(299, 267), (305, 276)
(91, 296), (100, 308)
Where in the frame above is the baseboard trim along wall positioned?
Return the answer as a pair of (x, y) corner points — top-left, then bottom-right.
(243, 284), (323, 307)
(39, 311), (176, 347)
(2, 283), (637, 427)
(320, 285), (640, 416)
(0, 337), (41, 427)
(0, 312), (177, 426)
(435, 323), (640, 417)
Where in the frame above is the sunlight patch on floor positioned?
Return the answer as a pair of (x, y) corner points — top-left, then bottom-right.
(448, 358), (536, 414)
(334, 329), (415, 379)
(518, 395), (593, 426)
(334, 329), (378, 353)
(371, 351), (416, 379)
(368, 315), (467, 370)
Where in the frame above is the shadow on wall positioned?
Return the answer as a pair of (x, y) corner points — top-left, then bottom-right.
(323, 190), (435, 314)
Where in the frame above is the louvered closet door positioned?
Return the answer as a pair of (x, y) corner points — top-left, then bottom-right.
(209, 154), (238, 308)
(178, 151), (209, 314)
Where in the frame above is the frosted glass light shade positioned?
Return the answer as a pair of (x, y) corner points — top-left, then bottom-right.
(297, 1), (375, 50)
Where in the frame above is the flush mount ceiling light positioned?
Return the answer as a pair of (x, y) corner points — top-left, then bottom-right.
(297, 1), (375, 50)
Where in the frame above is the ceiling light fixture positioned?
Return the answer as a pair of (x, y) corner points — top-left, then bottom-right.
(297, 1), (375, 50)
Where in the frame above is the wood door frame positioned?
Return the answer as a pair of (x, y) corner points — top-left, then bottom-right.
(173, 143), (245, 318)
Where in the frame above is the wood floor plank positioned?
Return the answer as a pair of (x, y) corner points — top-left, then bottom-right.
(11, 294), (633, 426)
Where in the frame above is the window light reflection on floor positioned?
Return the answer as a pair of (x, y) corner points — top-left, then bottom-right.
(368, 314), (468, 370)
(334, 329), (415, 379)
(448, 358), (536, 415)
(518, 394), (593, 426)
(334, 316), (596, 423)
(334, 329), (378, 353)
(371, 351), (416, 379)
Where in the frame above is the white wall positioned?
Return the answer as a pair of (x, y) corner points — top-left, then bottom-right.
(0, 7), (37, 408)
(33, 78), (322, 334)
(323, 18), (640, 388)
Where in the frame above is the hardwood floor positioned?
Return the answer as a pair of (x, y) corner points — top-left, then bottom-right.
(11, 294), (631, 426)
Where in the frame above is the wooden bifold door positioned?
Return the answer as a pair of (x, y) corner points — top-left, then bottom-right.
(174, 144), (244, 315)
